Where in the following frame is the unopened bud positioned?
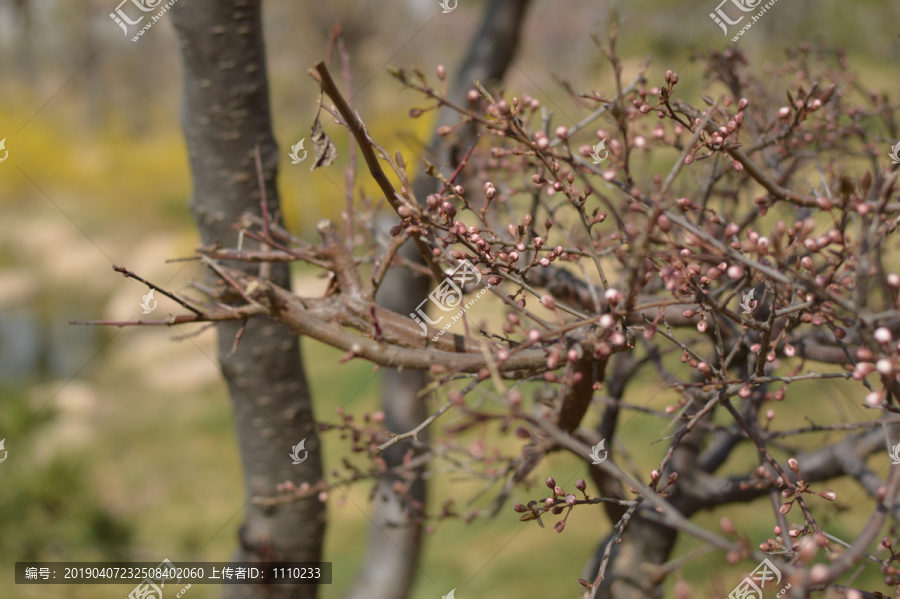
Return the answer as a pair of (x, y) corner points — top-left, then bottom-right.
(720, 517), (736, 535)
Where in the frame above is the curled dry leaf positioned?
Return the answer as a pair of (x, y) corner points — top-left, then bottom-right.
(310, 120), (338, 171)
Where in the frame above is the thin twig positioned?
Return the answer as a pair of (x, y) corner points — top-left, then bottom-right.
(113, 265), (203, 315)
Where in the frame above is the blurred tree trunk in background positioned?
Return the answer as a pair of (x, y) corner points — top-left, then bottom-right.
(170, 2), (324, 598)
(347, 2), (532, 598)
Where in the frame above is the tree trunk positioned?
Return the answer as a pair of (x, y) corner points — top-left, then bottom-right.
(346, 2), (532, 598)
(170, 2), (324, 598)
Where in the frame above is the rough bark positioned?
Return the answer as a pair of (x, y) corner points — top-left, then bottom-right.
(345, 2), (532, 598)
(169, 2), (324, 598)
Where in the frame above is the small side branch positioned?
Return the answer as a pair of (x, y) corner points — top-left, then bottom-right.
(113, 265), (203, 315)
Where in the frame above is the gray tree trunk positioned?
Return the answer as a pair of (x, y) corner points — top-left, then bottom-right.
(346, 2), (532, 599)
(169, 2), (324, 598)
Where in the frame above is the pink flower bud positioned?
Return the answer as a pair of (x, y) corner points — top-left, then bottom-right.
(720, 517), (736, 535)
(875, 327), (892, 344)
(809, 564), (829, 584)
(605, 288), (621, 307)
(727, 265), (744, 280)
(865, 391), (883, 407)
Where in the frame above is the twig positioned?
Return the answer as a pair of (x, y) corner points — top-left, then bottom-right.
(310, 62), (446, 284)
(376, 399), (455, 454)
(113, 265), (203, 315)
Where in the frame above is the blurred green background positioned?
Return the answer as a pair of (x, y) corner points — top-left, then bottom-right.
(2, 0), (900, 597)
